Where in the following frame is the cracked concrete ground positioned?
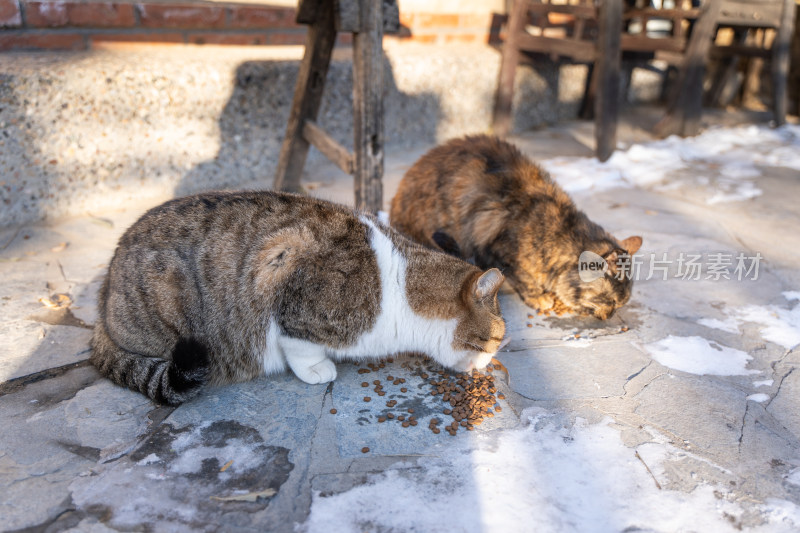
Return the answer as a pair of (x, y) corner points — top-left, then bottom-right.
(1, 110), (799, 532)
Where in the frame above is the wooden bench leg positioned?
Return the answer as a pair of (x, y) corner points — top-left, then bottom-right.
(656, 0), (720, 138)
(352, 0), (384, 213)
(772, 0), (796, 126)
(492, 0), (528, 138)
(595, 0), (622, 162)
(273, 1), (337, 194)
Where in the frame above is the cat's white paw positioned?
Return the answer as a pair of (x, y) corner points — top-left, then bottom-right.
(308, 358), (337, 383)
(291, 357), (337, 384)
(454, 352), (494, 373)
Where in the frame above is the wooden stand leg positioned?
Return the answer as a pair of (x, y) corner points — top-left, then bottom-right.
(656, 0), (720, 138)
(772, 0), (796, 126)
(492, 0), (528, 138)
(273, 1), (337, 193)
(352, 0), (384, 212)
(595, 0), (622, 162)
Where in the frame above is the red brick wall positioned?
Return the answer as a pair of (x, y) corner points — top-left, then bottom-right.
(0, 1), (313, 50)
(0, 1), (503, 51)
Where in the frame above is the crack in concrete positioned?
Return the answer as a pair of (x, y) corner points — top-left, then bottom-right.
(737, 402), (750, 457)
(764, 366), (794, 410)
(635, 450), (662, 490)
(0, 359), (92, 397)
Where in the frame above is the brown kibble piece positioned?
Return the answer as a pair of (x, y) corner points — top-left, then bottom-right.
(361, 382), (369, 387)
(364, 397), (371, 402)
(378, 417), (386, 423)
(495, 405), (502, 412)
(432, 428), (440, 434)
(410, 420), (418, 426)
(330, 408), (337, 414)
(407, 408), (414, 414)
(387, 413), (395, 419)
(374, 380), (381, 385)
(361, 447), (369, 453)
(498, 393), (505, 399)
(443, 409), (452, 415)
(400, 388), (407, 393)
(397, 415), (405, 421)
(402, 421), (410, 428)
(387, 375), (394, 381)
(527, 323), (532, 328)
(378, 391), (386, 396)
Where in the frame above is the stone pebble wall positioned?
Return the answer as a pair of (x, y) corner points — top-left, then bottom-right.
(0, 0), (504, 50)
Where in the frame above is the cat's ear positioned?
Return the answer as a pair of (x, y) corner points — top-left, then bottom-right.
(619, 236), (643, 255)
(474, 268), (504, 299)
(432, 230), (462, 257)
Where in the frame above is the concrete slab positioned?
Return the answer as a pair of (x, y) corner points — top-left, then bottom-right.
(1, 94), (799, 530)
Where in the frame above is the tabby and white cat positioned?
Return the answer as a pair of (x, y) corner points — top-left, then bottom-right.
(390, 135), (642, 319)
(91, 191), (506, 405)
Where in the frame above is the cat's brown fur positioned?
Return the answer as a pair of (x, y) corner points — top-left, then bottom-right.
(92, 191), (505, 405)
(390, 135), (642, 319)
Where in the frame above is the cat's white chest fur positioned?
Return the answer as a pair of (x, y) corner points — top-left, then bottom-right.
(327, 218), (462, 363)
(263, 217), (476, 385)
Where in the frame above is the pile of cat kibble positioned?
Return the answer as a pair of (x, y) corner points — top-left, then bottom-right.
(337, 355), (508, 451)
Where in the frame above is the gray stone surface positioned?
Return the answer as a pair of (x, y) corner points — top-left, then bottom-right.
(0, 44), (798, 531)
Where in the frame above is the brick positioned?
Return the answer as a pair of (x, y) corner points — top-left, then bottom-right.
(458, 14), (492, 29)
(188, 33), (265, 46)
(68, 3), (135, 27)
(26, 1), (69, 27)
(138, 4), (225, 29)
(408, 34), (438, 44)
(398, 12), (413, 28)
(336, 32), (352, 46)
(444, 33), (481, 44)
(0, 0), (21, 28)
(264, 31), (306, 45)
(228, 6), (297, 29)
(0, 32), (85, 50)
(89, 32), (185, 45)
(412, 13), (459, 29)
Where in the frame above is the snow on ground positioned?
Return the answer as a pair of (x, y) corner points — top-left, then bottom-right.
(540, 124), (800, 204)
(698, 297), (800, 351)
(642, 335), (759, 376)
(302, 411), (800, 533)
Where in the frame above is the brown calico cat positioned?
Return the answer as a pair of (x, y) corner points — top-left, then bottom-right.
(390, 135), (642, 320)
(91, 191), (506, 405)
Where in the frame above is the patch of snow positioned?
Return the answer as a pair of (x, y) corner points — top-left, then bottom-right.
(698, 317), (740, 334)
(746, 393), (770, 403)
(643, 336), (758, 376)
(753, 379), (774, 388)
(698, 300), (800, 351)
(782, 291), (800, 302)
(303, 413), (799, 533)
(137, 453), (161, 466)
(169, 438), (263, 475)
(541, 124), (800, 204)
(786, 469), (800, 487)
(736, 305), (800, 351)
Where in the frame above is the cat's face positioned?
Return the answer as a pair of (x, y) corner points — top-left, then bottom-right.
(555, 236), (643, 319)
(449, 268), (507, 372)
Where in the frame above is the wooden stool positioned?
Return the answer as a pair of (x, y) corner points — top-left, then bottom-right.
(706, 0), (797, 126)
(273, 0), (399, 213)
(492, 0), (721, 162)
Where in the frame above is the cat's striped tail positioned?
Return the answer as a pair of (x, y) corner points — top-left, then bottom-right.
(90, 322), (209, 405)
